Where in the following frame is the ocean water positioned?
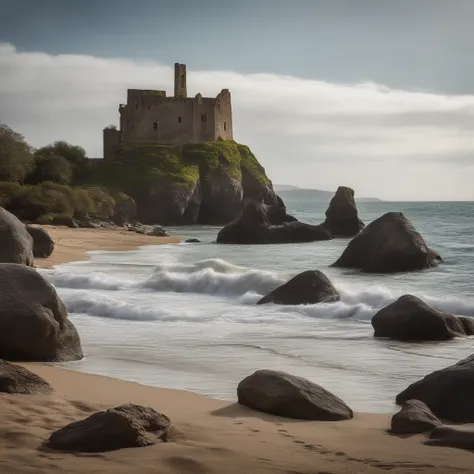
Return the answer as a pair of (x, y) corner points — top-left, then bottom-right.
(41, 201), (474, 414)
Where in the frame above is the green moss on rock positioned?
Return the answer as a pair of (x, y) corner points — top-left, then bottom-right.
(86, 140), (269, 190)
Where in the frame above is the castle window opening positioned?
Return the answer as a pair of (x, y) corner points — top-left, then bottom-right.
(201, 114), (207, 122)
(153, 121), (158, 131)
(178, 116), (182, 123)
(224, 122), (227, 131)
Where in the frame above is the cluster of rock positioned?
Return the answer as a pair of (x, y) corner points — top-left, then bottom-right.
(216, 185), (364, 244)
(389, 353), (474, 451)
(41, 215), (170, 237)
(216, 185), (443, 275)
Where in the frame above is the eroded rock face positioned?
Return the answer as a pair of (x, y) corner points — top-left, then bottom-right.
(396, 354), (474, 422)
(237, 369), (353, 421)
(49, 403), (171, 452)
(26, 226), (54, 258)
(332, 212), (442, 273)
(0, 207), (34, 266)
(427, 425), (474, 451)
(391, 400), (441, 434)
(371, 295), (474, 341)
(217, 199), (331, 244)
(258, 270), (340, 305)
(0, 360), (52, 394)
(323, 186), (364, 237)
(0, 263), (83, 362)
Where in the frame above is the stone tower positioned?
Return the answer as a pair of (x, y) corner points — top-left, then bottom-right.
(174, 63), (187, 98)
(103, 63), (233, 159)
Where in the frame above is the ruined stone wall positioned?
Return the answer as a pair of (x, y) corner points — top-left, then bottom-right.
(103, 128), (121, 160)
(120, 90), (219, 145)
(214, 89), (233, 140)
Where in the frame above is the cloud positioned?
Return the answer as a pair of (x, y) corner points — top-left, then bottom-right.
(0, 42), (473, 200)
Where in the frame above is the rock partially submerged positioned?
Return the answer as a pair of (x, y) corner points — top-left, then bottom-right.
(0, 263), (83, 362)
(323, 186), (364, 237)
(237, 369), (353, 421)
(0, 359), (52, 394)
(0, 207), (34, 266)
(427, 425), (474, 451)
(26, 225), (54, 258)
(217, 199), (331, 244)
(372, 295), (474, 341)
(258, 270), (340, 305)
(396, 354), (474, 422)
(332, 212), (442, 273)
(391, 400), (441, 434)
(49, 403), (171, 452)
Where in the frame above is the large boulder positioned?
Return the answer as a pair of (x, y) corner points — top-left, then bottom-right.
(0, 207), (34, 266)
(217, 199), (331, 244)
(26, 225), (54, 258)
(258, 270), (340, 305)
(371, 295), (474, 341)
(0, 359), (52, 394)
(237, 369), (353, 420)
(396, 354), (474, 422)
(0, 263), (83, 362)
(323, 186), (364, 237)
(49, 403), (171, 452)
(391, 400), (441, 434)
(427, 425), (474, 451)
(332, 212), (442, 273)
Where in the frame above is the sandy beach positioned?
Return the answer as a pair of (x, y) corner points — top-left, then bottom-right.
(34, 225), (182, 268)
(2, 225), (469, 473)
(0, 363), (471, 474)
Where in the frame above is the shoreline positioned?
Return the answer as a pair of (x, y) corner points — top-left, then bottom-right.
(0, 362), (470, 473)
(34, 225), (182, 268)
(15, 224), (472, 471)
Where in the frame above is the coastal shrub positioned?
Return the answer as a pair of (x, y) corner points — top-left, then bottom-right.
(7, 182), (74, 221)
(85, 187), (115, 219)
(27, 154), (73, 185)
(0, 181), (120, 222)
(111, 192), (137, 224)
(0, 182), (22, 208)
(35, 141), (90, 183)
(0, 124), (34, 183)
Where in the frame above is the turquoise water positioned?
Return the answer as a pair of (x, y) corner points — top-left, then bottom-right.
(42, 201), (474, 413)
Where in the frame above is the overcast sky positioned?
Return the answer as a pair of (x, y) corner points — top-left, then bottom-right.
(1, 0), (473, 200)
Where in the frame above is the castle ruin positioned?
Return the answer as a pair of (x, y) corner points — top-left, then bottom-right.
(103, 63), (233, 160)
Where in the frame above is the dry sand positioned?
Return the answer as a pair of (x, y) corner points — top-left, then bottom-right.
(0, 364), (471, 474)
(6, 225), (470, 473)
(34, 225), (182, 268)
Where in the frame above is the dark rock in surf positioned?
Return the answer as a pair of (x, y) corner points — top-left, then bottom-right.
(323, 186), (364, 237)
(237, 369), (353, 421)
(391, 400), (441, 434)
(257, 270), (340, 305)
(396, 354), (474, 422)
(185, 238), (201, 243)
(371, 295), (474, 341)
(49, 403), (171, 452)
(217, 198), (331, 244)
(332, 212), (442, 273)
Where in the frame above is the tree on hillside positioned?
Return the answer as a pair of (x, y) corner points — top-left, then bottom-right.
(35, 141), (89, 182)
(0, 124), (34, 183)
(27, 154), (73, 185)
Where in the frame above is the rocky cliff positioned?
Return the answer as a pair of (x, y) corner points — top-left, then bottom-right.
(86, 141), (278, 225)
